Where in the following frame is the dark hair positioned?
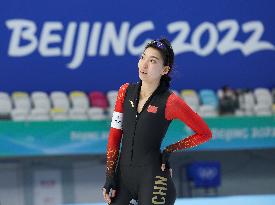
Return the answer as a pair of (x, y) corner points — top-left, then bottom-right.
(144, 38), (174, 87)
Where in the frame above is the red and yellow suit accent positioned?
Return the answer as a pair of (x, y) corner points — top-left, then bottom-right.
(164, 92), (212, 152)
(105, 83), (129, 178)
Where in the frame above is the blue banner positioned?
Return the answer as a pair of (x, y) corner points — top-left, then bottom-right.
(1, 0), (275, 92)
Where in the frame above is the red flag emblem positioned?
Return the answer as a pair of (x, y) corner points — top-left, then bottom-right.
(147, 105), (158, 113)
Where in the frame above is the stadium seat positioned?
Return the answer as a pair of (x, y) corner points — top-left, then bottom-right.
(107, 90), (118, 119)
(68, 110), (88, 120)
(50, 91), (70, 112)
(253, 88), (272, 116)
(180, 89), (200, 112)
(50, 108), (68, 121)
(11, 92), (31, 121)
(89, 91), (109, 109)
(69, 91), (89, 111)
(198, 89), (218, 117)
(0, 92), (12, 120)
(28, 109), (51, 121)
(69, 91), (89, 120)
(29, 91), (51, 121)
(107, 90), (118, 107)
(31, 91), (51, 110)
(238, 90), (255, 116)
(87, 107), (107, 120)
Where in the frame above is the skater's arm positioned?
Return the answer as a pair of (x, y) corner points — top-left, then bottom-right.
(103, 83), (128, 205)
(164, 92), (212, 153)
(105, 83), (129, 178)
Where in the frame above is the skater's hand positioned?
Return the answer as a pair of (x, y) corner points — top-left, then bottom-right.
(102, 187), (116, 204)
(161, 150), (172, 177)
(102, 175), (117, 204)
(161, 163), (166, 171)
(161, 164), (173, 177)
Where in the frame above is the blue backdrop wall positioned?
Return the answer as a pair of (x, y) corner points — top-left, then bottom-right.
(1, 0), (275, 92)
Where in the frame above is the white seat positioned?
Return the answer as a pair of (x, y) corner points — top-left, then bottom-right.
(12, 92), (31, 111)
(107, 107), (112, 119)
(50, 108), (68, 121)
(31, 91), (48, 100)
(12, 115), (28, 121)
(242, 92), (255, 115)
(31, 108), (49, 115)
(69, 91), (89, 112)
(217, 89), (223, 99)
(0, 92), (12, 116)
(11, 108), (29, 121)
(254, 88), (272, 105)
(107, 90), (118, 109)
(29, 92), (51, 121)
(68, 91), (90, 121)
(180, 89), (200, 112)
(32, 98), (51, 111)
(0, 92), (10, 99)
(105, 88), (116, 118)
(11, 92), (31, 120)
(254, 104), (272, 116)
(234, 109), (245, 116)
(87, 107), (107, 120)
(254, 88), (272, 97)
(68, 111), (88, 120)
(69, 107), (87, 115)
(198, 105), (218, 117)
(28, 107), (50, 121)
(31, 91), (51, 112)
(28, 114), (50, 121)
(50, 91), (70, 112)
(253, 88), (272, 115)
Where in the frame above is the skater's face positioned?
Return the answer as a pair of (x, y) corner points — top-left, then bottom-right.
(138, 47), (170, 83)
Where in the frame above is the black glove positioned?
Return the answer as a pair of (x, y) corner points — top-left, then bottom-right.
(161, 150), (171, 169)
(103, 175), (117, 194)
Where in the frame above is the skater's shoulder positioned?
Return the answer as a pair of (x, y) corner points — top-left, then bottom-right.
(117, 82), (132, 93)
(120, 81), (140, 90)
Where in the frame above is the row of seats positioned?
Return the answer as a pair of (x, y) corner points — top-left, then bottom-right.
(0, 87), (275, 121)
(0, 91), (117, 121)
(178, 87), (275, 117)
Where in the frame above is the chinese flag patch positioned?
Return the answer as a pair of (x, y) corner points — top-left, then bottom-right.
(147, 105), (158, 113)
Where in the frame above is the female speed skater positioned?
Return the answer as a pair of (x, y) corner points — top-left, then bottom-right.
(102, 38), (212, 205)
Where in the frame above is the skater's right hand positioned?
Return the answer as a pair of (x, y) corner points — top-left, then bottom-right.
(102, 187), (116, 204)
(102, 175), (117, 204)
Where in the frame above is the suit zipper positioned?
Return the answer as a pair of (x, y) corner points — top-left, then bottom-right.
(130, 112), (139, 164)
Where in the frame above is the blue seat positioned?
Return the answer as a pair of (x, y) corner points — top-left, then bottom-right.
(199, 89), (219, 108)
